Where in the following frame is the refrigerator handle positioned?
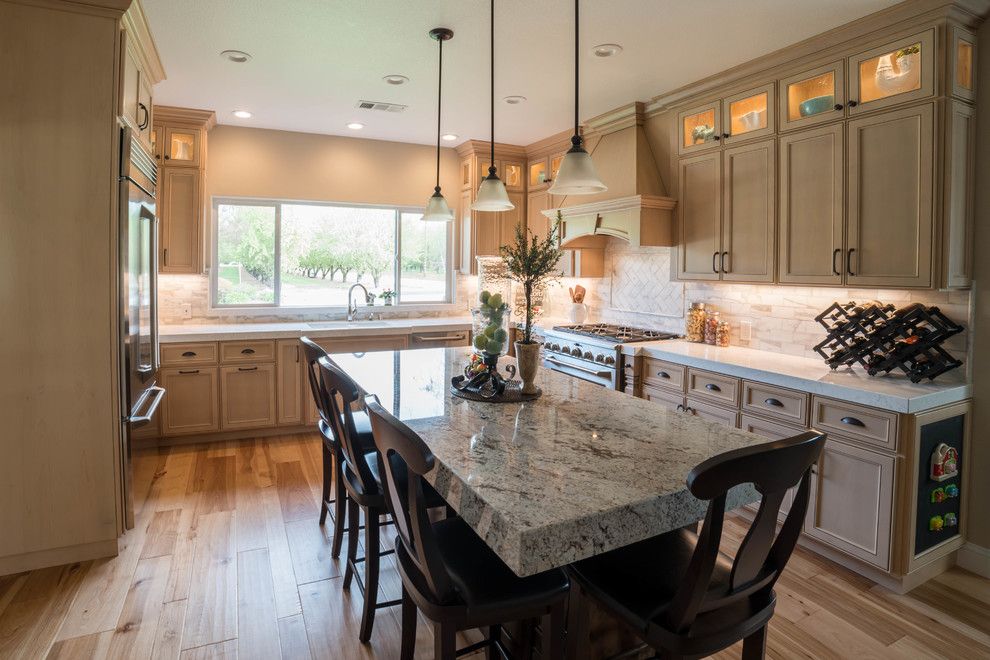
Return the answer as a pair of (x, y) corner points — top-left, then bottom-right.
(141, 202), (161, 373)
(128, 386), (165, 426)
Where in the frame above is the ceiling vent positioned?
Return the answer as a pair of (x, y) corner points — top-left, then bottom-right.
(356, 100), (407, 112)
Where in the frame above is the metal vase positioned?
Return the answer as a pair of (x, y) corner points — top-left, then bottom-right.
(514, 341), (541, 395)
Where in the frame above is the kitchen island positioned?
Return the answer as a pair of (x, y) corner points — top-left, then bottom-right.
(329, 346), (766, 577)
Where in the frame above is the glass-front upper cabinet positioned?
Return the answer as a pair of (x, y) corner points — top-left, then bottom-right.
(529, 158), (549, 189)
(951, 26), (976, 101)
(779, 62), (845, 131)
(163, 126), (201, 167)
(722, 83), (775, 143)
(503, 161), (524, 190)
(678, 101), (721, 155)
(848, 30), (934, 114)
(550, 152), (565, 183)
(460, 159), (472, 190)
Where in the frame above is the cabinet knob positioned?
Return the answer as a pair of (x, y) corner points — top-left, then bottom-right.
(721, 133), (730, 139)
(712, 135), (721, 141)
(834, 103), (844, 111)
(164, 154), (170, 160)
(848, 100), (859, 108)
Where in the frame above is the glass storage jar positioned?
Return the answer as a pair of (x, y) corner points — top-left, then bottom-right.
(686, 302), (706, 343)
(704, 311), (721, 345)
(716, 320), (731, 347)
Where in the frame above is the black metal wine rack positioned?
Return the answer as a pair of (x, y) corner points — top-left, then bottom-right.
(813, 302), (964, 383)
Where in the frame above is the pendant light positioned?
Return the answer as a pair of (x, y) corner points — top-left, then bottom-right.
(471, 0), (514, 212)
(549, 0), (607, 195)
(422, 27), (455, 222)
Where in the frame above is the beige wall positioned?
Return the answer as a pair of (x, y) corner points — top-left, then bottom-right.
(966, 18), (990, 551)
(159, 125), (463, 321)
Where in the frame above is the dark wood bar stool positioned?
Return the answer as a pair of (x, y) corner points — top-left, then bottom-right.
(317, 357), (449, 643)
(365, 396), (570, 660)
(566, 430), (826, 660)
(300, 337), (374, 559)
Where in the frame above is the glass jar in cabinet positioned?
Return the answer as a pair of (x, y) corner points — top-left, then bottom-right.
(847, 30), (934, 115)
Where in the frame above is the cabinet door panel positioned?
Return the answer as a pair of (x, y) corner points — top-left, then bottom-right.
(739, 414), (808, 520)
(526, 191), (552, 243)
(722, 83), (775, 143)
(163, 126), (201, 167)
(778, 124), (844, 285)
(677, 152), (721, 280)
(160, 169), (201, 274)
(722, 139), (774, 282)
(942, 101), (975, 288)
(276, 340), (304, 426)
(805, 439), (894, 569)
(779, 61), (845, 131)
(686, 398), (738, 428)
(498, 191), (525, 250)
(848, 30), (934, 115)
(161, 367), (219, 436)
(642, 386), (683, 413)
(220, 364), (276, 430)
(846, 104), (933, 288)
(678, 101), (721, 155)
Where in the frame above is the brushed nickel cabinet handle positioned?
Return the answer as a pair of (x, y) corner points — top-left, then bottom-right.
(705, 383), (721, 392)
(840, 416), (865, 427)
(764, 398), (784, 407)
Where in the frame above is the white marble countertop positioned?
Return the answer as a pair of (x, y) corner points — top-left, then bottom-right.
(622, 340), (969, 413)
(330, 347), (762, 577)
(158, 316), (473, 342)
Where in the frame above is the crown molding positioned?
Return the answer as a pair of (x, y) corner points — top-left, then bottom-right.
(154, 105), (217, 130)
(122, 0), (165, 84)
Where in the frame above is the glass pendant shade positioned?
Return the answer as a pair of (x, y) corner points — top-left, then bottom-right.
(472, 173), (514, 211)
(422, 188), (454, 221)
(548, 143), (607, 195)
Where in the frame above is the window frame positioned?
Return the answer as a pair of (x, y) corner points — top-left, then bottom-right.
(209, 196), (455, 312)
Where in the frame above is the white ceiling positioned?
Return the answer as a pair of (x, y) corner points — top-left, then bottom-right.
(143, 0), (901, 147)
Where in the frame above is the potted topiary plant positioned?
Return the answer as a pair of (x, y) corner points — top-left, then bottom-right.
(380, 289), (395, 306)
(501, 213), (563, 394)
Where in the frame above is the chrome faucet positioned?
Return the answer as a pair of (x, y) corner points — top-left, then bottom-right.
(347, 283), (370, 322)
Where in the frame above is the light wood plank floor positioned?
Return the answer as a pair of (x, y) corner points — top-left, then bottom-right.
(0, 433), (987, 659)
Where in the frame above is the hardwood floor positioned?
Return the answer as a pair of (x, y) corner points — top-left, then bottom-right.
(0, 433), (987, 659)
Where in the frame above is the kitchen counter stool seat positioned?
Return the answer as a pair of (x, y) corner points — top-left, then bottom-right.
(566, 430), (826, 660)
(366, 397), (569, 660)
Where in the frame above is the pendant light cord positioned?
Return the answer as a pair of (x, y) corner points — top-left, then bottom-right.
(574, 0), (579, 138)
(435, 34), (443, 191)
(489, 0), (496, 173)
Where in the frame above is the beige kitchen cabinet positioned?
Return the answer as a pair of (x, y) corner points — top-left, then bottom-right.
(720, 139), (775, 282)
(848, 30), (934, 116)
(677, 151), (721, 280)
(118, 8), (162, 152)
(779, 61), (845, 132)
(685, 397), (739, 428)
(642, 385), (683, 413)
(941, 101), (976, 288)
(150, 124), (163, 161)
(460, 158), (472, 191)
(804, 438), (895, 570)
(159, 168), (201, 274)
(276, 339), (305, 426)
(678, 100), (722, 155)
(161, 366), (220, 436)
(778, 123), (845, 285)
(527, 190), (552, 242)
(846, 103), (934, 288)
(950, 26), (976, 101)
(722, 84), (775, 144)
(739, 414), (808, 521)
(527, 151), (565, 191)
(155, 107), (215, 275)
(220, 364), (276, 431)
(498, 191), (526, 250)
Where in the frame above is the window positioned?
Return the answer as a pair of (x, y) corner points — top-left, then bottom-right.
(213, 199), (451, 308)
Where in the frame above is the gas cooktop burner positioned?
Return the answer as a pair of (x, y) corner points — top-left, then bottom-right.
(551, 324), (680, 344)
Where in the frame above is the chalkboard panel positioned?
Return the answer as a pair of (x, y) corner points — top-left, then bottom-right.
(915, 414), (964, 555)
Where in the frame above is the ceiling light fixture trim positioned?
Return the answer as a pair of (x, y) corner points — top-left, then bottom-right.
(220, 49), (252, 63)
(592, 43), (623, 58)
(550, 0), (607, 196)
(472, 0), (514, 213)
(441, 133), (458, 141)
(232, 110), (252, 118)
(503, 95), (527, 105)
(383, 74), (409, 85)
(422, 27), (455, 222)
(346, 122), (365, 130)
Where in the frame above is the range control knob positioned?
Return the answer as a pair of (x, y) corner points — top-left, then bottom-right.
(594, 354), (605, 363)
(550, 343), (560, 351)
(543, 341), (552, 349)
(604, 356), (615, 365)
(583, 351), (594, 360)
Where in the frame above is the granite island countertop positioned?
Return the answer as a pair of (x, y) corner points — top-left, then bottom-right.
(622, 340), (969, 414)
(329, 346), (764, 577)
(158, 316), (473, 342)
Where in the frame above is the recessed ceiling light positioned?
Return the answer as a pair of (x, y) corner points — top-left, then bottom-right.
(441, 133), (458, 141)
(592, 43), (623, 58)
(383, 74), (409, 85)
(232, 110), (252, 119)
(503, 95), (527, 105)
(220, 49), (252, 63)
(347, 122), (365, 130)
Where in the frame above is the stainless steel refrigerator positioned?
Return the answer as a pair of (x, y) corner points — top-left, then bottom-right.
(119, 126), (165, 529)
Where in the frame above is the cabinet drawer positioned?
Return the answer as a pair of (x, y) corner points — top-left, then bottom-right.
(642, 358), (686, 392)
(409, 330), (470, 348)
(160, 366), (219, 436)
(220, 364), (276, 431)
(742, 381), (808, 424)
(161, 342), (218, 366)
(221, 340), (276, 364)
(686, 397), (739, 428)
(687, 369), (740, 407)
(812, 396), (898, 451)
(642, 385), (684, 413)
(740, 414), (809, 441)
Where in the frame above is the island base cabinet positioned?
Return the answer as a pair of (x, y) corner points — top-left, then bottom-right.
(220, 364), (276, 431)
(804, 439), (895, 570)
(161, 367), (220, 436)
(276, 339), (304, 426)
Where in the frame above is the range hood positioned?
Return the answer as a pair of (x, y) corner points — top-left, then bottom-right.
(542, 102), (676, 247)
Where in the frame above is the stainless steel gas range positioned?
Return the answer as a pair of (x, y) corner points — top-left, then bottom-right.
(541, 324), (680, 388)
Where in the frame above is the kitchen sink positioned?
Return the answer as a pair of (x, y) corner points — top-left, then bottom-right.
(306, 321), (391, 330)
